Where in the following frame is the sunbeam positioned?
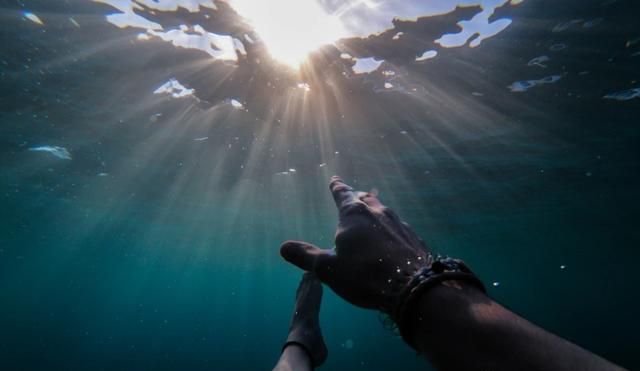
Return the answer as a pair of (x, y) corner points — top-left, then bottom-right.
(227, 0), (348, 68)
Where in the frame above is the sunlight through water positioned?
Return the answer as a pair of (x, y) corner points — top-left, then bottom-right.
(5, 0), (640, 370)
(94, 0), (524, 70)
(228, 0), (348, 67)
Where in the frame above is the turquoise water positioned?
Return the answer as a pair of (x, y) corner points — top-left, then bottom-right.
(1, 0), (639, 370)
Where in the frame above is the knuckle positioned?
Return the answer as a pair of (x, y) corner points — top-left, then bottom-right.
(332, 183), (352, 193)
(340, 201), (370, 216)
(380, 206), (395, 217)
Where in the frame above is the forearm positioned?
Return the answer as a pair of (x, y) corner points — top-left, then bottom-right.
(407, 283), (626, 371)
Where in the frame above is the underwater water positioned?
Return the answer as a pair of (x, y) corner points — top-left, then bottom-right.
(1, 0), (639, 370)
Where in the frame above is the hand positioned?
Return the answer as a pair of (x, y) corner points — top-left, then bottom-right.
(280, 176), (433, 315)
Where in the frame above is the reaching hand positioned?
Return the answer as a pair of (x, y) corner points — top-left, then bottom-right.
(280, 176), (433, 315)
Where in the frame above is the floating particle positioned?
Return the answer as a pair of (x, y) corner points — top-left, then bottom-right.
(381, 70), (396, 77)
(539, 75), (562, 83)
(508, 75), (563, 92)
(471, 92), (484, 96)
(509, 80), (533, 92)
(97, 172), (109, 177)
(416, 50), (438, 62)
(344, 339), (354, 349)
(29, 146), (72, 160)
(552, 19), (583, 32)
(392, 32), (404, 40)
(626, 37), (640, 48)
(297, 82), (311, 92)
(230, 99), (244, 109)
(384, 82), (393, 89)
(583, 18), (603, 28)
(319, 163), (326, 167)
(149, 113), (162, 122)
(69, 17), (80, 27)
(154, 78), (194, 98)
(400, 130), (408, 134)
(288, 168), (296, 173)
(549, 43), (567, 51)
(603, 88), (640, 101)
(23, 12), (44, 25)
(560, 265), (567, 270)
(193, 137), (209, 141)
(527, 55), (550, 68)
(340, 53), (353, 60)
(492, 282), (500, 287)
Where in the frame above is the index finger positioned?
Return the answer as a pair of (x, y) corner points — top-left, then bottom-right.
(329, 175), (358, 210)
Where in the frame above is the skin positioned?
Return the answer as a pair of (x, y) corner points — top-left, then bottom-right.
(273, 343), (312, 371)
(273, 273), (326, 371)
(278, 175), (627, 371)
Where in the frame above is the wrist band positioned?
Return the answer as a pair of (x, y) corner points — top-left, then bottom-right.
(394, 257), (486, 350)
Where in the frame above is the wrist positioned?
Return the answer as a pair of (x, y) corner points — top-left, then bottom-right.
(408, 282), (491, 354)
(392, 258), (486, 349)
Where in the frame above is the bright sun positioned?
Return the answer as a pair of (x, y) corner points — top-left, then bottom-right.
(227, 0), (348, 68)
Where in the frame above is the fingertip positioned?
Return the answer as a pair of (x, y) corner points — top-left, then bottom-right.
(280, 240), (320, 272)
(329, 175), (346, 189)
(280, 240), (301, 261)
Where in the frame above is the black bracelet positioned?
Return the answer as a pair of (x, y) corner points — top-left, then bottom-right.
(394, 257), (486, 350)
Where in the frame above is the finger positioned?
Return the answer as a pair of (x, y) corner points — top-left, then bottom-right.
(329, 176), (359, 210)
(295, 272), (323, 306)
(280, 241), (335, 281)
(300, 271), (323, 292)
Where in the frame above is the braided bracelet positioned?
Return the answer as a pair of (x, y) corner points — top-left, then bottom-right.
(393, 257), (486, 350)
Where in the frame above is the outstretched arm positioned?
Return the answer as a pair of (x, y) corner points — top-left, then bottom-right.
(410, 283), (624, 371)
(280, 176), (626, 371)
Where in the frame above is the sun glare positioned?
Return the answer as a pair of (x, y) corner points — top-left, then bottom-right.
(228, 0), (348, 68)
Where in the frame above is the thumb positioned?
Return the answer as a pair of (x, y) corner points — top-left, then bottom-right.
(280, 240), (334, 280)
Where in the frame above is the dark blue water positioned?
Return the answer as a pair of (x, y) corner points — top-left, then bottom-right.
(1, 0), (639, 370)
